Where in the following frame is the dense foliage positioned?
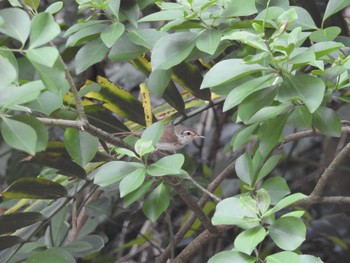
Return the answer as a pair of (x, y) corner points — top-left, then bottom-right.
(1, 0), (350, 262)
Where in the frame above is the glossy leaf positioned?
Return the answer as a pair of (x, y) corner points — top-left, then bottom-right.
(119, 168), (146, 197)
(142, 183), (170, 222)
(123, 180), (153, 208)
(45, 2), (64, 14)
(147, 69), (171, 97)
(323, 0), (350, 22)
(0, 8), (30, 44)
(234, 226), (267, 255)
(201, 59), (265, 89)
(29, 13), (61, 49)
(94, 161), (144, 187)
(309, 27), (341, 42)
(1, 177), (67, 199)
(75, 38), (109, 74)
(12, 115), (48, 152)
(147, 154), (184, 176)
(300, 255), (324, 263)
(288, 106), (312, 129)
(109, 35), (147, 62)
(24, 0), (40, 10)
(196, 28), (221, 55)
(26, 47), (59, 67)
(66, 23), (107, 47)
(1, 117), (37, 155)
(272, 193), (307, 213)
(256, 155), (281, 183)
(262, 177), (290, 205)
(0, 212), (45, 235)
(212, 197), (259, 229)
(141, 122), (164, 147)
(313, 106), (341, 137)
(269, 216), (306, 250)
(266, 251), (299, 263)
(0, 56), (17, 86)
(64, 128), (99, 167)
(151, 32), (197, 70)
(208, 251), (255, 263)
(278, 74), (325, 113)
(223, 74), (276, 111)
(128, 29), (167, 49)
(246, 103), (291, 124)
(100, 22), (125, 48)
(27, 247), (76, 263)
(235, 153), (253, 185)
(26, 91), (62, 115)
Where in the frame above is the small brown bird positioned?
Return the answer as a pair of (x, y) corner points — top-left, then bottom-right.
(156, 125), (204, 151)
(116, 124), (204, 151)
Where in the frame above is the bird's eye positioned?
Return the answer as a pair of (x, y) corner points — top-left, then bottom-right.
(184, 131), (192, 136)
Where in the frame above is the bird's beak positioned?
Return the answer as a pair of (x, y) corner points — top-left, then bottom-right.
(196, 135), (205, 139)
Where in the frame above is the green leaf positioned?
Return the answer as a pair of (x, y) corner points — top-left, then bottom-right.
(135, 139), (154, 156)
(311, 41), (344, 58)
(29, 13), (61, 49)
(221, 0), (257, 17)
(300, 255), (324, 263)
(272, 193), (307, 213)
(109, 34), (147, 62)
(123, 180), (153, 208)
(278, 74), (325, 113)
(256, 155), (281, 183)
(119, 168), (146, 197)
(66, 23), (107, 47)
(262, 177), (290, 205)
(45, 1), (64, 14)
(257, 114), (287, 157)
(277, 8), (298, 25)
(0, 236), (24, 250)
(201, 59), (266, 89)
(142, 183), (170, 222)
(24, 0), (40, 10)
(290, 6), (317, 30)
(269, 216), (306, 250)
(147, 154), (184, 176)
(323, 0), (350, 22)
(256, 188), (271, 215)
(0, 80), (44, 109)
(234, 226), (267, 255)
(151, 32), (197, 70)
(223, 74), (276, 111)
(128, 29), (168, 49)
(75, 38), (109, 74)
(246, 103), (291, 124)
(313, 106), (341, 137)
(141, 122), (164, 147)
(231, 124), (259, 149)
(309, 27), (341, 42)
(288, 105), (312, 129)
(0, 56), (17, 86)
(114, 148), (138, 158)
(147, 69), (171, 97)
(0, 212), (45, 235)
(138, 10), (184, 22)
(26, 47), (59, 67)
(93, 161), (144, 187)
(266, 251), (299, 263)
(235, 153), (253, 185)
(1, 177), (67, 199)
(27, 247), (76, 263)
(64, 128), (99, 167)
(212, 197), (259, 229)
(12, 115), (48, 152)
(25, 91), (62, 115)
(208, 251), (255, 263)
(100, 22), (125, 48)
(0, 8), (30, 45)
(196, 28), (221, 55)
(1, 117), (37, 155)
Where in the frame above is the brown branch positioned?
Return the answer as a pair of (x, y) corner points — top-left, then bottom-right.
(156, 147), (244, 263)
(173, 226), (232, 263)
(298, 196), (350, 206)
(310, 141), (350, 197)
(37, 117), (131, 149)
